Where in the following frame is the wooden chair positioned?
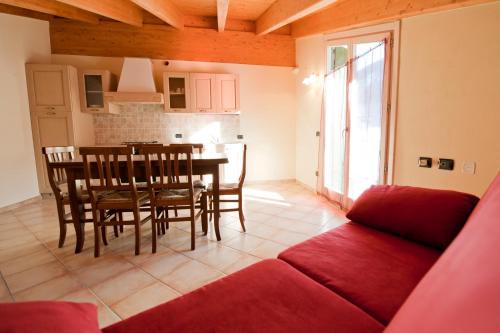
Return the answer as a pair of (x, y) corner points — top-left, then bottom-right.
(168, 143), (205, 189)
(80, 146), (151, 257)
(42, 146), (93, 248)
(203, 144), (247, 234)
(143, 145), (207, 252)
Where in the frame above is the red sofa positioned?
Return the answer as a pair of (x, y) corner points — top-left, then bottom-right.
(3, 174), (500, 333)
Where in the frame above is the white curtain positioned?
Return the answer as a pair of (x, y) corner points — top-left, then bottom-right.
(348, 42), (386, 200)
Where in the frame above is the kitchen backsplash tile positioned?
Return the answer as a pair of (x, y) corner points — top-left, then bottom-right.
(93, 104), (240, 144)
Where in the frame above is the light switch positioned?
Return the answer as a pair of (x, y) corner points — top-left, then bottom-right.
(462, 161), (476, 175)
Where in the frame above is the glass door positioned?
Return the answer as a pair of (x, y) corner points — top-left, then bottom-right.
(322, 33), (391, 208)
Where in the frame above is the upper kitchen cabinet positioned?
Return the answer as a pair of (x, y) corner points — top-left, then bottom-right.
(80, 70), (118, 114)
(26, 64), (74, 113)
(25, 64), (94, 193)
(164, 72), (190, 112)
(215, 74), (240, 113)
(190, 73), (216, 113)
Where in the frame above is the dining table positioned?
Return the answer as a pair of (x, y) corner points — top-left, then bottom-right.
(48, 152), (229, 253)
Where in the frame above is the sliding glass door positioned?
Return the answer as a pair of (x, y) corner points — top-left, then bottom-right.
(320, 33), (391, 208)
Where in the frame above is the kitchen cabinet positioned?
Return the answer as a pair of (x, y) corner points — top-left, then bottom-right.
(79, 70), (117, 114)
(26, 64), (73, 113)
(26, 64), (94, 193)
(190, 73), (216, 113)
(164, 72), (190, 112)
(215, 74), (240, 113)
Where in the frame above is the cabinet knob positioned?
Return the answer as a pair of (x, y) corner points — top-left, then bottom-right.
(46, 111), (56, 115)
(46, 106), (55, 110)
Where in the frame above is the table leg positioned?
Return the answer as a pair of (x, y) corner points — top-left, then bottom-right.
(212, 166), (222, 241)
(67, 170), (85, 253)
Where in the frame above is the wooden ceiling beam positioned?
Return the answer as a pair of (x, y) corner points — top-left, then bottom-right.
(217, 0), (229, 32)
(129, 0), (183, 29)
(54, 0), (143, 27)
(291, 0), (497, 38)
(0, 3), (51, 21)
(256, 0), (338, 35)
(0, 0), (99, 24)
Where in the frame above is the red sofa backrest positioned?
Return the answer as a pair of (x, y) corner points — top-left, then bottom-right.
(384, 173), (500, 333)
(346, 185), (479, 250)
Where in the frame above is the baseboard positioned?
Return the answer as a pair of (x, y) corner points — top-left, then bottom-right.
(0, 195), (43, 214)
(245, 179), (296, 185)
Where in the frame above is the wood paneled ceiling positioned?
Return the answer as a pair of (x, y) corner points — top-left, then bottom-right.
(0, 0), (496, 66)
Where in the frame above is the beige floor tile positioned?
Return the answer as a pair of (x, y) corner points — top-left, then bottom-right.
(224, 233), (266, 253)
(74, 257), (134, 287)
(58, 288), (121, 328)
(245, 223), (281, 239)
(13, 274), (83, 301)
(221, 254), (262, 274)
(4, 261), (67, 294)
(272, 229), (311, 246)
(59, 247), (117, 271)
(111, 282), (180, 319)
(189, 245), (245, 271)
(118, 243), (172, 265)
(140, 251), (191, 279)
(0, 242), (47, 264)
(248, 240), (287, 259)
(0, 273), (11, 299)
(0, 249), (56, 276)
(92, 268), (157, 306)
(160, 260), (225, 293)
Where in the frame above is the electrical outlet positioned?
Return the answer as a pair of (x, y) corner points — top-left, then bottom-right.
(438, 158), (454, 171)
(418, 157), (432, 168)
(175, 133), (182, 139)
(237, 134), (244, 140)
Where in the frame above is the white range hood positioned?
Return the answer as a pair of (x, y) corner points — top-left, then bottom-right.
(105, 58), (164, 105)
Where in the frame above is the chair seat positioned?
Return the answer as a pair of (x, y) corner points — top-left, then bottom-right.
(96, 190), (149, 204)
(207, 183), (240, 193)
(193, 179), (206, 189)
(61, 191), (90, 204)
(157, 188), (203, 202)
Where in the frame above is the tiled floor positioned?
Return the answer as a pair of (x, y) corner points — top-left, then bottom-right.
(0, 181), (346, 327)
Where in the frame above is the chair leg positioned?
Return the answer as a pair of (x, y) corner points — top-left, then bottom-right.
(100, 210), (108, 246)
(57, 202), (67, 248)
(93, 209), (101, 258)
(119, 212), (124, 233)
(209, 196), (213, 222)
(133, 209), (141, 256)
(152, 212), (157, 254)
(238, 193), (246, 232)
(113, 212), (119, 237)
(58, 223), (67, 248)
(201, 193), (208, 235)
(190, 206), (196, 250)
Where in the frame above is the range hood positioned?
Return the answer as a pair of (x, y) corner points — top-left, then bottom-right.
(105, 58), (164, 105)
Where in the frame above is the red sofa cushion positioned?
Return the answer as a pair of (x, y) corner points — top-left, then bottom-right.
(384, 173), (500, 333)
(346, 185), (479, 250)
(278, 223), (440, 325)
(103, 259), (383, 333)
(0, 301), (100, 333)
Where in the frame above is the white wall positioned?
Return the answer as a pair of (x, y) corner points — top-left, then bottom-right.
(0, 14), (51, 208)
(294, 2), (500, 196)
(294, 35), (325, 189)
(52, 55), (297, 182)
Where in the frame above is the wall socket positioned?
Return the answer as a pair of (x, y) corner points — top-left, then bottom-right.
(462, 161), (476, 175)
(175, 133), (182, 138)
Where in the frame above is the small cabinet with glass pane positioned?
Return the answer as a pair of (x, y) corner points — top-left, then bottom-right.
(79, 70), (117, 114)
(163, 72), (190, 112)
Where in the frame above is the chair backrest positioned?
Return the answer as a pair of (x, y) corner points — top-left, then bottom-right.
(126, 143), (164, 155)
(42, 146), (75, 197)
(79, 146), (138, 202)
(142, 145), (194, 202)
(238, 144), (247, 188)
(168, 143), (204, 154)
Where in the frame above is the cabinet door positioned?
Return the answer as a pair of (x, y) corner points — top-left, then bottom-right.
(216, 74), (240, 113)
(31, 111), (74, 193)
(190, 73), (216, 113)
(26, 64), (72, 113)
(79, 70), (118, 114)
(164, 72), (190, 112)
